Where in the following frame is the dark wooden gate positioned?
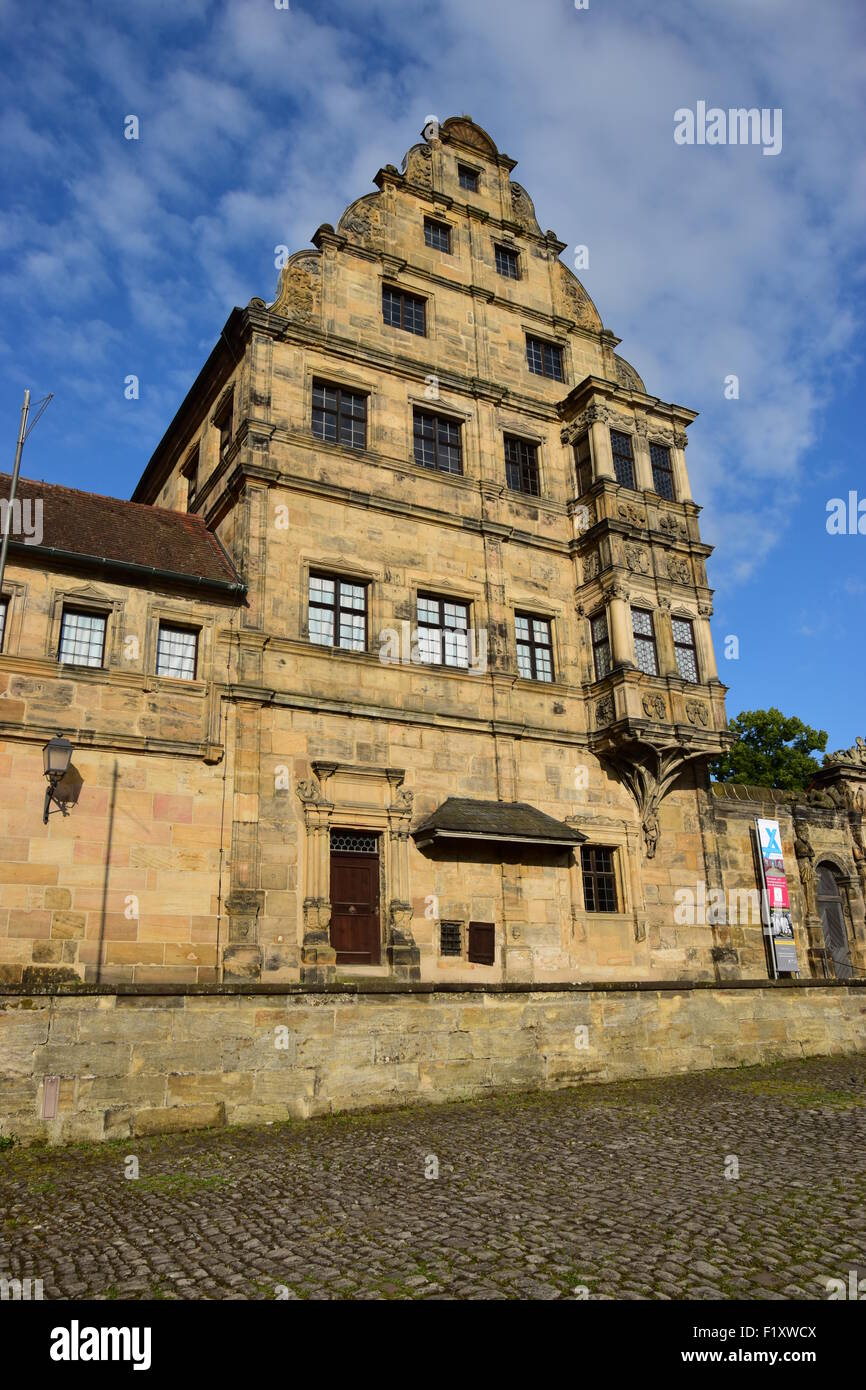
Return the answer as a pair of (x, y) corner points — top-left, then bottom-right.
(817, 864), (852, 979)
(329, 832), (380, 965)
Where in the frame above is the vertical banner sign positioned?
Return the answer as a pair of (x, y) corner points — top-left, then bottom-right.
(756, 817), (799, 973)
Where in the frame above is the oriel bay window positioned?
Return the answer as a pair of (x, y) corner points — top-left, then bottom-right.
(312, 381), (367, 450)
(413, 409), (462, 474)
(650, 442), (676, 500)
(525, 335), (563, 382)
(591, 610), (612, 680)
(309, 574), (367, 651)
(610, 429), (636, 489)
(382, 285), (426, 336)
(515, 613), (553, 682)
(58, 608), (106, 667)
(417, 594), (469, 668)
(631, 607), (659, 675)
(672, 616), (699, 682)
(581, 846), (618, 913)
(156, 624), (198, 680)
(504, 435), (540, 496)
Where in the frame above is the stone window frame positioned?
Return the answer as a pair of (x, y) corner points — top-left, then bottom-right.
(457, 160), (482, 194)
(438, 919), (464, 960)
(610, 426), (638, 491)
(210, 385), (235, 465)
(509, 600), (562, 686)
(493, 239), (521, 280)
(297, 554), (382, 657)
(0, 578), (26, 657)
(381, 280), (430, 338)
(46, 586), (125, 671)
(303, 364), (379, 456)
(408, 576), (484, 677)
(524, 330), (567, 385)
(503, 431), (544, 498)
(181, 441), (201, 511)
(310, 378), (369, 452)
(406, 392), (475, 482)
(630, 603), (660, 676)
(569, 825), (636, 921)
(648, 437), (677, 502)
(422, 215), (454, 255)
(144, 602), (213, 688)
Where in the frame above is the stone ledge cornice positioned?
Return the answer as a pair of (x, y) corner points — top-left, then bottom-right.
(2, 978), (862, 998)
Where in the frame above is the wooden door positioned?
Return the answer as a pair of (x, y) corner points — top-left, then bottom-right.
(330, 844), (380, 965)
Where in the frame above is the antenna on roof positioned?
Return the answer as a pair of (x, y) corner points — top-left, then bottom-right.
(0, 389), (54, 596)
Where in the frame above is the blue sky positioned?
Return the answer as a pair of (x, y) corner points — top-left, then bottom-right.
(1, 0), (864, 753)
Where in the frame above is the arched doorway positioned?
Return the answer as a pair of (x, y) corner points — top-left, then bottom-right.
(817, 864), (852, 979)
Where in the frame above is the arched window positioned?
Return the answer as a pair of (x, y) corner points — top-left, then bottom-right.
(816, 864), (852, 979)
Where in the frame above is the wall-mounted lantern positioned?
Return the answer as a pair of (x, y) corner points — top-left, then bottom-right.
(42, 733), (74, 824)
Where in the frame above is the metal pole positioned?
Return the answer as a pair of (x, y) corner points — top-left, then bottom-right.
(0, 388), (31, 599)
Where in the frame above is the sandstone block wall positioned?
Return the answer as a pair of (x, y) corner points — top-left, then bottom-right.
(2, 980), (865, 1145)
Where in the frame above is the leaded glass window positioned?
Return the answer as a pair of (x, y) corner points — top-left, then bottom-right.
(631, 607), (658, 675)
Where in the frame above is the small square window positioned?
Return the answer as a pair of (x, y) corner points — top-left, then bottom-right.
(526, 335), (563, 382)
(440, 921), (462, 957)
(458, 164), (478, 192)
(59, 609), (106, 668)
(156, 625), (198, 680)
(468, 921), (495, 965)
(504, 435), (540, 496)
(495, 244), (519, 279)
(424, 218), (451, 253)
(582, 847), (618, 913)
(382, 285), (426, 336)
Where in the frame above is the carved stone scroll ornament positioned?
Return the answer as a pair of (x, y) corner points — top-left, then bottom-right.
(296, 777), (328, 806)
(602, 746), (693, 859)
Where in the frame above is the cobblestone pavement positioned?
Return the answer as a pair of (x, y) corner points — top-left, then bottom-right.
(2, 1054), (866, 1301)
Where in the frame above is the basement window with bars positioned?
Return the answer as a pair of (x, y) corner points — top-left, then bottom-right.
(650, 442), (676, 500)
(515, 613), (553, 682)
(413, 409), (463, 474)
(382, 285), (426, 336)
(312, 381), (367, 450)
(309, 573), (367, 652)
(58, 609), (106, 668)
(610, 429), (636, 490)
(581, 846), (618, 913)
(156, 624), (198, 680)
(439, 921), (462, 957)
(672, 616), (699, 683)
(591, 610), (612, 680)
(525, 335), (563, 381)
(417, 594), (470, 668)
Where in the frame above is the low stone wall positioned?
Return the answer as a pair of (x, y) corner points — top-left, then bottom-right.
(2, 980), (866, 1144)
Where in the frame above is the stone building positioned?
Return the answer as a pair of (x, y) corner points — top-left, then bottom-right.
(1, 115), (864, 993)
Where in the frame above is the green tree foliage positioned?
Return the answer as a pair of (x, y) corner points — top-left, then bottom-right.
(710, 708), (828, 790)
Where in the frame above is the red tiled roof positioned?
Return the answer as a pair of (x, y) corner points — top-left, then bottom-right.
(0, 473), (243, 590)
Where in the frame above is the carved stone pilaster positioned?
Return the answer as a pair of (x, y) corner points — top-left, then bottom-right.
(223, 890), (265, 980)
(387, 780), (420, 980)
(296, 776), (336, 984)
